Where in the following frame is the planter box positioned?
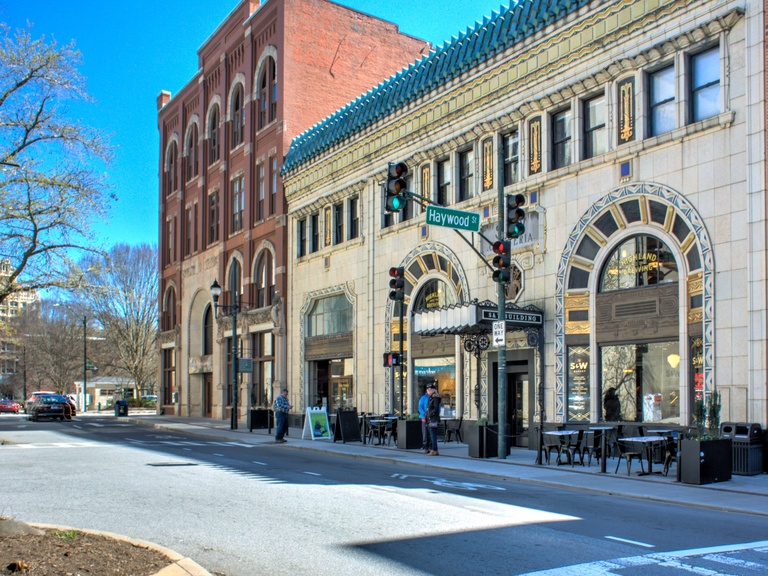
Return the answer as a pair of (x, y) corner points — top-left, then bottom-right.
(680, 438), (732, 485)
(466, 424), (498, 458)
(397, 419), (424, 450)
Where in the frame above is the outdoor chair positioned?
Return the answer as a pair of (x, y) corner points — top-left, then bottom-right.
(581, 430), (600, 466)
(444, 416), (463, 443)
(562, 430), (585, 467)
(615, 440), (645, 476)
(542, 432), (563, 465)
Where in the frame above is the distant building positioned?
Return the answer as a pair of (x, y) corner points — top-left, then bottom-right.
(157, 0), (430, 422)
(74, 375), (137, 411)
(0, 259), (38, 396)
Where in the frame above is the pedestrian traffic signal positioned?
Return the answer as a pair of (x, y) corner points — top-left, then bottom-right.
(505, 193), (526, 238)
(492, 240), (511, 283)
(388, 266), (405, 301)
(385, 162), (408, 213)
(383, 352), (401, 367)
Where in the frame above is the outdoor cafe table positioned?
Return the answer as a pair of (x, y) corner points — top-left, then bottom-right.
(368, 419), (389, 445)
(618, 435), (667, 475)
(590, 425), (616, 473)
(543, 430), (579, 465)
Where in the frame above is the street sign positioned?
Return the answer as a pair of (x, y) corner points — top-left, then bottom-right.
(425, 205), (480, 232)
(238, 358), (254, 373)
(492, 321), (505, 347)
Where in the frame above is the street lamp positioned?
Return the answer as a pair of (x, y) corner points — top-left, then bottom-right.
(210, 267), (252, 431)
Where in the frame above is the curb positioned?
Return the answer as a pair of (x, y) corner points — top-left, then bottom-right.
(29, 523), (212, 576)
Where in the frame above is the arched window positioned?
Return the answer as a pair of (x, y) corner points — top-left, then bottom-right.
(208, 105), (220, 164)
(185, 123), (199, 181)
(162, 287), (177, 331)
(227, 259), (242, 308)
(411, 278), (456, 311)
(203, 304), (213, 356)
(259, 57), (277, 129)
(254, 251), (274, 308)
(165, 141), (178, 195)
(306, 295), (352, 337)
(599, 235), (678, 292)
(231, 85), (245, 147)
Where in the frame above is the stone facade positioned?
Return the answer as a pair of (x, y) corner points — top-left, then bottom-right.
(282, 0), (767, 437)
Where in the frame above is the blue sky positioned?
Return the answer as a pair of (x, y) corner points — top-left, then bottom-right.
(2, 0), (508, 248)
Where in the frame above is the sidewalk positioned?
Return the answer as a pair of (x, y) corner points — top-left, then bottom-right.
(122, 412), (768, 517)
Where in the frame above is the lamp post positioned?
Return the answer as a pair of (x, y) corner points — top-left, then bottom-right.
(210, 270), (242, 430)
(81, 315), (87, 413)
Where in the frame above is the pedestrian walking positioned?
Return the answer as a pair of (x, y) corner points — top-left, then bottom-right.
(273, 388), (292, 443)
(418, 386), (432, 454)
(426, 384), (441, 456)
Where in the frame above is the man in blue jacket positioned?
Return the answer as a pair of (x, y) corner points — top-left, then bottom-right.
(418, 386), (432, 454)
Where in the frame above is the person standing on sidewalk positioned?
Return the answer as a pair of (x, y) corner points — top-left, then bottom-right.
(418, 387), (432, 454)
(426, 384), (441, 456)
(273, 389), (292, 443)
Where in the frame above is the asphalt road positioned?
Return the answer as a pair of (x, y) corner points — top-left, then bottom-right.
(2, 414), (767, 576)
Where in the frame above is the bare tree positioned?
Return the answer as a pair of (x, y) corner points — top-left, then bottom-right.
(0, 23), (114, 305)
(72, 244), (158, 395)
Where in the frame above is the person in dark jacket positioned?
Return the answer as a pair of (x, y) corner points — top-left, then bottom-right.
(603, 387), (621, 421)
(426, 384), (441, 456)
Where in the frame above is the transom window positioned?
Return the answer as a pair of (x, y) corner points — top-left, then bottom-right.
(599, 235), (678, 292)
(307, 295), (353, 337)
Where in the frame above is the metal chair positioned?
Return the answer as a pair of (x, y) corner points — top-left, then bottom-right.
(444, 416), (463, 443)
(615, 439), (645, 476)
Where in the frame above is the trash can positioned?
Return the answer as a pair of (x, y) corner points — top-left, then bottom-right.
(114, 400), (128, 417)
(723, 422), (763, 475)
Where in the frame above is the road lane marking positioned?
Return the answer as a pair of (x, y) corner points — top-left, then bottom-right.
(252, 461), (267, 466)
(213, 453), (225, 457)
(304, 471), (321, 476)
(605, 536), (655, 548)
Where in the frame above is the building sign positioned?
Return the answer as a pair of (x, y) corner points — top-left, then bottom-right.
(691, 337), (704, 401)
(479, 307), (543, 328)
(617, 77), (635, 145)
(567, 346), (590, 421)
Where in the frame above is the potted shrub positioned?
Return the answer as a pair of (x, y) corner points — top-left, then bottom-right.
(397, 414), (423, 450)
(679, 390), (732, 485)
(466, 417), (499, 458)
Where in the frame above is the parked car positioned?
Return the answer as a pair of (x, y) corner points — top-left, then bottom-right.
(0, 399), (21, 414)
(27, 394), (73, 422)
(27, 391), (76, 417)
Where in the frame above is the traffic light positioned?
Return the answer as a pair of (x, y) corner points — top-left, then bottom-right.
(388, 266), (405, 301)
(383, 352), (401, 367)
(385, 162), (408, 212)
(492, 240), (511, 283)
(505, 193), (526, 238)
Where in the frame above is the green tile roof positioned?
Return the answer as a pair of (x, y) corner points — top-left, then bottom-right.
(282, 0), (590, 174)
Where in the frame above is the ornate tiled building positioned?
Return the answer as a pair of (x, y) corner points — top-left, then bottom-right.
(282, 0), (767, 443)
(156, 0), (429, 422)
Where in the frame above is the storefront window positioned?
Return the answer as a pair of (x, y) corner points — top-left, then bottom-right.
(599, 235), (678, 292)
(414, 359), (455, 417)
(600, 341), (680, 423)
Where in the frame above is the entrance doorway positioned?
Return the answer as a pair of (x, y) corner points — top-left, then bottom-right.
(490, 355), (533, 448)
(204, 374), (212, 418)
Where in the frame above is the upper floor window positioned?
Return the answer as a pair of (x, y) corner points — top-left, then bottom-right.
(552, 108), (572, 169)
(208, 105), (220, 164)
(257, 163), (265, 222)
(348, 196), (359, 240)
(599, 235), (679, 292)
(231, 175), (244, 234)
(208, 190), (220, 245)
(436, 160), (451, 206)
(259, 57), (278, 129)
(333, 202), (344, 245)
(309, 213), (319, 253)
(649, 65), (675, 136)
(458, 149), (474, 202)
(297, 217), (307, 257)
(185, 123), (199, 181)
(227, 260), (242, 308)
(165, 217), (176, 265)
(502, 131), (519, 186)
(231, 84), (245, 148)
(162, 287), (177, 331)
(584, 95), (607, 159)
(165, 141), (178, 195)
(254, 251), (274, 308)
(185, 205), (195, 258)
(306, 294), (353, 337)
(691, 47), (719, 122)
(269, 156), (278, 216)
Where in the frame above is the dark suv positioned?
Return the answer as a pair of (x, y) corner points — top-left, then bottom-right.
(27, 394), (73, 422)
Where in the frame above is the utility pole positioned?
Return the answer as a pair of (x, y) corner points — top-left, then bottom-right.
(496, 144), (508, 460)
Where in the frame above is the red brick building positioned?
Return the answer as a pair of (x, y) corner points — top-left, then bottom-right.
(156, 0), (428, 422)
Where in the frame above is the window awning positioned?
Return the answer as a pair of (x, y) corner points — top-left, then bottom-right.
(412, 300), (543, 336)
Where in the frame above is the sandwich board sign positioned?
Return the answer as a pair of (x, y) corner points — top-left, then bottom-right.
(302, 407), (331, 441)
